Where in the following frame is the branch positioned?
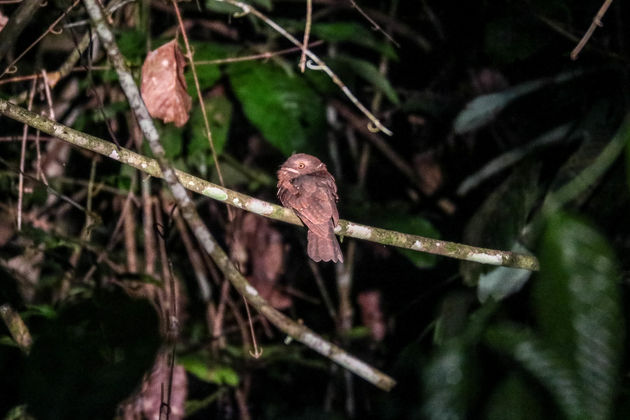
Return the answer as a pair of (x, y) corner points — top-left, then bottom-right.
(570, 0), (613, 60)
(79, 0), (396, 391)
(0, 99), (540, 271)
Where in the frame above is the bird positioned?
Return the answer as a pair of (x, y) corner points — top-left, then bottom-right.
(277, 153), (344, 263)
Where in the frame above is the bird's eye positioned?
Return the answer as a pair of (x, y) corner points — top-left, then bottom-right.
(297, 162), (306, 169)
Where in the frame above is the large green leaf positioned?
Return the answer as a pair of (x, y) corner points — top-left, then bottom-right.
(534, 212), (624, 420)
(454, 72), (581, 134)
(477, 243), (533, 303)
(179, 353), (239, 386)
(377, 209), (440, 268)
(421, 343), (475, 420)
(330, 55), (400, 105)
(541, 114), (630, 214)
(484, 323), (585, 420)
(484, 374), (544, 420)
(461, 163), (540, 285)
(228, 62), (325, 156)
(189, 95), (231, 154)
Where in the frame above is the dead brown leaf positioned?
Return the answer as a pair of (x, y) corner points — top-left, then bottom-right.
(0, 11), (8, 33)
(141, 40), (192, 127)
(228, 212), (290, 309)
(357, 290), (386, 342)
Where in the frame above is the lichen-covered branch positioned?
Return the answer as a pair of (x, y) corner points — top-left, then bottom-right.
(79, 0), (396, 391)
(0, 99), (540, 272)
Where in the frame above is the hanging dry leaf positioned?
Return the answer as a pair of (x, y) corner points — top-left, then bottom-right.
(141, 40), (192, 127)
(0, 11), (8, 33)
(413, 151), (443, 196)
(357, 290), (386, 342)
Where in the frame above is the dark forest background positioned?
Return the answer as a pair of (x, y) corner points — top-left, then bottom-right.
(1, 0), (630, 419)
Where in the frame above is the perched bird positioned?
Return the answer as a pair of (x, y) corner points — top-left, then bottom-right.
(277, 153), (343, 263)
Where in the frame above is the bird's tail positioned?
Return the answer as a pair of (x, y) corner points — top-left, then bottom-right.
(307, 229), (344, 263)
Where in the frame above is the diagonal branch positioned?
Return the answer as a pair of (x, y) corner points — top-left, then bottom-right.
(0, 98), (539, 272)
(79, 0), (396, 391)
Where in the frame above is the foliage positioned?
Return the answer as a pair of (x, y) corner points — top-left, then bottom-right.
(1, 0), (630, 419)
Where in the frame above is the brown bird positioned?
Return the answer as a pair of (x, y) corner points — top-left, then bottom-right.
(277, 153), (344, 263)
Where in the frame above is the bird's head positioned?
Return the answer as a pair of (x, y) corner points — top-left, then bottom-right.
(277, 153), (327, 180)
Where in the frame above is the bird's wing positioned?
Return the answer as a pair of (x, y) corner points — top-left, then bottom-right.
(290, 175), (337, 237)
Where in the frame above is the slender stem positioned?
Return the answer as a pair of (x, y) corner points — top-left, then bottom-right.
(299, 0), (312, 72)
(571, 0), (614, 60)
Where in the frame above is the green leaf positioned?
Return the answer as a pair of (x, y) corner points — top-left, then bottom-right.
(535, 212), (624, 420)
(331, 55), (400, 105)
(205, 0), (240, 14)
(422, 343), (475, 420)
(157, 122), (184, 159)
(477, 243), (533, 302)
(180, 354), (239, 386)
(117, 29), (146, 64)
(484, 374), (545, 420)
(250, 0), (272, 10)
(454, 71), (581, 134)
(228, 62), (325, 156)
(311, 22), (397, 59)
(542, 114), (630, 214)
(461, 163), (540, 285)
(187, 94), (232, 175)
(190, 94), (232, 156)
(380, 212), (440, 268)
(22, 304), (57, 319)
(484, 323), (585, 420)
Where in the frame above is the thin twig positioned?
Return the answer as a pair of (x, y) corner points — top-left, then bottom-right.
(348, 0), (399, 48)
(17, 79), (37, 230)
(0, 43), (326, 87)
(143, 177), (157, 276)
(299, 0), (312, 72)
(571, 0), (614, 60)
(171, 0), (229, 199)
(168, 201), (212, 301)
(0, 0), (41, 63)
(218, 0), (393, 136)
(0, 0), (82, 79)
(243, 296), (263, 358)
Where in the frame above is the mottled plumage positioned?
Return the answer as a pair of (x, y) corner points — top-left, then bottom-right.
(277, 154), (343, 263)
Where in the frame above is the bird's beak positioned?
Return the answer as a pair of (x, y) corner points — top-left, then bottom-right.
(282, 168), (300, 174)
